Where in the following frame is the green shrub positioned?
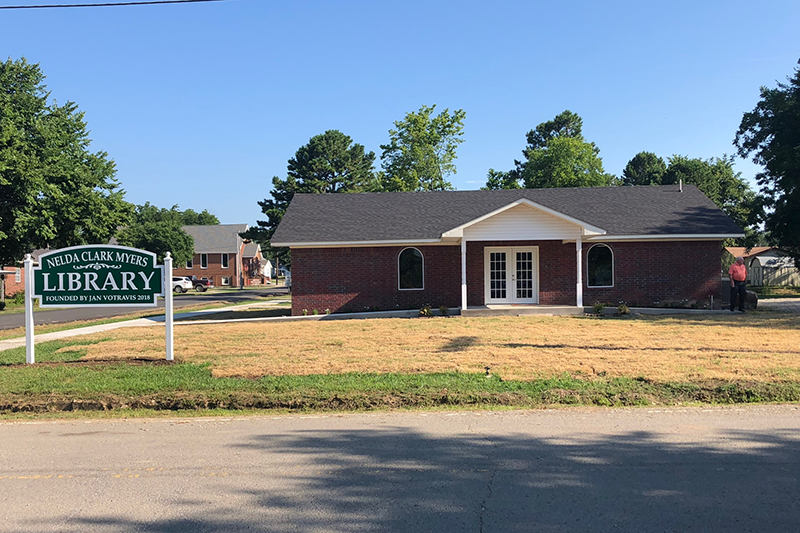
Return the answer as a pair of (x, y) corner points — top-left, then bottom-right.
(617, 302), (630, 315)
(592, 301), (605, 314)
(439, 305), (448, 316)
(419, 304), (433, 317)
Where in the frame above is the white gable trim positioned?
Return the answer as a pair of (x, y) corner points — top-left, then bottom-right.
(441, 199), (606, 239)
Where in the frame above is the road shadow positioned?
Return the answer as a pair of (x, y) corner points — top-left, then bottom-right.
(67, 423), (800, 532)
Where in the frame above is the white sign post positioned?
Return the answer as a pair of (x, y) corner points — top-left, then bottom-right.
(24, 254), (35, 364)
(164, 252), (174, 361)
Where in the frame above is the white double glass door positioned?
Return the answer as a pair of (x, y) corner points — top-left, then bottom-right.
(484, 247), (539, 304)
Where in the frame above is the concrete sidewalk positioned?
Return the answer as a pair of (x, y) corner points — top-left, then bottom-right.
(0, 300), (291, 352)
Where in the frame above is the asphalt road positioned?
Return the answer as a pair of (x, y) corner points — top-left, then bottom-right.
(1, 405), (798, 532)
(0, 287), (288, 330)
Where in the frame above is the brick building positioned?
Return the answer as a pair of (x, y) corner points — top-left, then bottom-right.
(243, 241), (269, 285)
(173, 224), (249, 288)
(271, 185), (744, 316)
(1, 266), (24, 298)
(2, 249), (46, 298)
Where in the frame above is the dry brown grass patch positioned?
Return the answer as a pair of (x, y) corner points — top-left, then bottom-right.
(73, 313), (800, 382)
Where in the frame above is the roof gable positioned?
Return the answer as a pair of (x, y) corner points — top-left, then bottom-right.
(443, 199), (606, 239)
(183, 224), (248, 253)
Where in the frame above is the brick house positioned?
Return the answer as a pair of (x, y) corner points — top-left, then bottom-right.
(271, 185), (744, 316)
(2, 249), (46, 298)
(243, 241), (269, 285)
(173, 224), (248, 288)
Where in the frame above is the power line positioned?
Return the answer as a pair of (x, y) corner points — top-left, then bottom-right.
(0, 0), (232, 9)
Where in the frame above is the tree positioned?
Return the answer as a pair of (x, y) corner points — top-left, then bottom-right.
(0, 58), (131, 266)
(735, 60), (800, 267)
(483, 168), (520, 190)
(521, 136), (616, 188)
(181, 208), (220, 226)
(622, 151), (667, 186)
(485, 110), (616, 190)
(523, 109), (584, 152)
(288, 129), (377, 194)
(116, 203), (218, 264)
(662, 155), (763, 244)
(244, 130), (376, 267)
(380, 104), (466, 191)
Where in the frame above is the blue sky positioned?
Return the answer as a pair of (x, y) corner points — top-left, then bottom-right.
(2, 0), (798, 224)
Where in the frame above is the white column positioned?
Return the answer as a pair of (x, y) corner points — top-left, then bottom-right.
(24, 254), (35, 364)
(461, 240), (467, 311)
(164, 252), (174, 362)
(576, 235), (583, 308)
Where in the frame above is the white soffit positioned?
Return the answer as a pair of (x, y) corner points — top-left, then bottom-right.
(442, 199), (606, 239)
(584, 233), (745, 242)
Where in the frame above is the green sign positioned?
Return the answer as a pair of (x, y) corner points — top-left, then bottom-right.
(32, 245), (164, 307)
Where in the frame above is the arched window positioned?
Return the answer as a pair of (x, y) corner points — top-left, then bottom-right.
(398, 247), (424, 290)
(587, 244), (613, 288)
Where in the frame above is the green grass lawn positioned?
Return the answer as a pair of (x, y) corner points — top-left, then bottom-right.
(2, 334), (799, 418)
(752, 286), (800, 299)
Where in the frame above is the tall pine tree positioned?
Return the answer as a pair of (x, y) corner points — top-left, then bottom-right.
(243, 130), (376, 267)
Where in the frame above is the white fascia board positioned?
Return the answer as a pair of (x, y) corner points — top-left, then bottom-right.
(272, 239), (444, 248)
(441, 198), (606, 238)
(584, 233), (744, 242)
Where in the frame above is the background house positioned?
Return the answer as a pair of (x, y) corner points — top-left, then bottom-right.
(243, 241), (269, 285)
(2, 249), (46, 299)
(174, 224), (248, 288)
(726, 247), (800, 286)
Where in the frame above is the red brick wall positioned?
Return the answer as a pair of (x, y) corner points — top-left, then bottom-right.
(469, 240), (722, 307)
(291, 240), (723, 314)
(173, 253), (242, 287)
(1, 266), (24, 297)
(291, 246), (462, 315)
(582, 241), (722, 307)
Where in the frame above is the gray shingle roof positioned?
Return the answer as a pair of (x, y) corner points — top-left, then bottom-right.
(271, 185), (743, 245)
(243, 242), (260, 257)
(183, 224), (248, 253)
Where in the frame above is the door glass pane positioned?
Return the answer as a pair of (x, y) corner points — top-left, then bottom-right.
(489, 252), (506, 299)
(516, 251), (533, 299)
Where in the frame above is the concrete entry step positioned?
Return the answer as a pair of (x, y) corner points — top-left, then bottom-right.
(462, 305), (584, 317)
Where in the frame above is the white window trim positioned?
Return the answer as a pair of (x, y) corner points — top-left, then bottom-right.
(186, 258), (193, 269)
(586, 243), (614, 288)
(15, 268), (21, 283)
(221, 253), (229, 269)
(200, 253), (208, 269)
(221, 276), (230, 286)
(398, 247), (424, 291)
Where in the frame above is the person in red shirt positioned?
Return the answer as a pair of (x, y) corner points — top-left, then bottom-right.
(728, 256), (747, 312)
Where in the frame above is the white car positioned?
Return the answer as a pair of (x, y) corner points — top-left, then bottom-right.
(172, 276), (193, 293)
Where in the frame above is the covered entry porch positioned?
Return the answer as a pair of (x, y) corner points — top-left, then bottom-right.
(444, 199), (607, 311)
